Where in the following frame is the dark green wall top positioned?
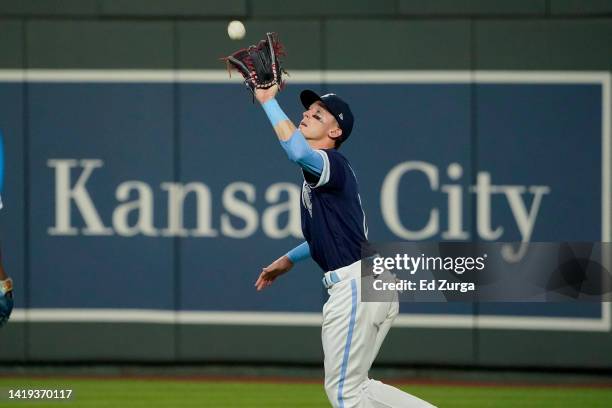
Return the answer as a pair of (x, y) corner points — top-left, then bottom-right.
(1, 0), (612, 18)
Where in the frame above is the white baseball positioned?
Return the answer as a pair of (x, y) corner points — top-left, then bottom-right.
(227, 20), (246, 40)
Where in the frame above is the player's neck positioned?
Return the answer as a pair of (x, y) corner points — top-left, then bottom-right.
(308, 138), (335, 150)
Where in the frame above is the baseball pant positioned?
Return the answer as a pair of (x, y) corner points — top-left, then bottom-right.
(322, 260), (436, 408)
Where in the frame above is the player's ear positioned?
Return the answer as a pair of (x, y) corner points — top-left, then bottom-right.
(328, 127), (343, 140)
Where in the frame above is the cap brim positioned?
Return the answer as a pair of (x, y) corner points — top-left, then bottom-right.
(300, 89), (342, 128)
(300, 89), (323, 111)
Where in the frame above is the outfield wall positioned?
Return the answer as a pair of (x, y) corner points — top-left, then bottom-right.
(1, 1), (612, 368)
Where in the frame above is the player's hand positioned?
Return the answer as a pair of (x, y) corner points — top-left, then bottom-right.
(255, 255), (293, 291)
(255, 85), (279, 104)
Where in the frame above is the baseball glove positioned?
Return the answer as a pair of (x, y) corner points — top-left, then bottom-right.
(222, 32), (287, 96)
(0, 278), (13, 327)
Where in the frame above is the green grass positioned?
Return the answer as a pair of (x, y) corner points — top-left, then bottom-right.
(0, 378), (611, 407)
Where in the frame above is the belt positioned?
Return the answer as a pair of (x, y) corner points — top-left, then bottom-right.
(322, 271), (341, 289)
(322, 259), (363, 289)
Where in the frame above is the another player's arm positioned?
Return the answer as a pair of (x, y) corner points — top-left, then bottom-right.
(0, 238), (8, 299)
(255, 87), (323, 176)
(0, 246), (11, 296)
(255, 242), (311, 291)
(0, 250), (8, 281)
(0, 243), (14, 327)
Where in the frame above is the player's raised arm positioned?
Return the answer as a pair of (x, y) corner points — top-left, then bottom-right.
(255, 87), (323, 176)
(221, 32), (323, 175)
(255, 86), (295, 141)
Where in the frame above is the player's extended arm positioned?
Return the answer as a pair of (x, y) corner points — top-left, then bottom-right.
(255, 241), (311, 291)
(255, 87), (323, 175)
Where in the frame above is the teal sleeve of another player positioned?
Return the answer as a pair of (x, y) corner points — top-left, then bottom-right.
(286, 241), (311, 263)
(262, 98), (289, 127)
(0, 130), (4, 193)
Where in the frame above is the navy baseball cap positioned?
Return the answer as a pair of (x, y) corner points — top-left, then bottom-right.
(300, 90), (354, 142)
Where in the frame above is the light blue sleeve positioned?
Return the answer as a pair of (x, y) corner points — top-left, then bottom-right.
(261, 99), (289, 127)
(280, 130), (324, 176)
(286, 241), (311, 263)
(260, 99), (323, 175)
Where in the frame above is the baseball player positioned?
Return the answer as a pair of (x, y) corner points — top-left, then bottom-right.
(0, 235), (13, 327)
(253, 85), (434, 407)
(0, 131), (13, 326)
